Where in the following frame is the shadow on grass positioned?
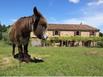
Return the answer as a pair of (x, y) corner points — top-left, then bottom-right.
(14, 53), (44, 63)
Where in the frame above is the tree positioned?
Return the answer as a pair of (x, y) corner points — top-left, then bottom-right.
(2, 24), (7, 32)
(0, 22), (11, 40)
(0, 23), (2, 40)
(99, 32), (103, 37)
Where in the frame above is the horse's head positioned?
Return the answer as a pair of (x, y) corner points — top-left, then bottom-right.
(33, 7), (48, 40)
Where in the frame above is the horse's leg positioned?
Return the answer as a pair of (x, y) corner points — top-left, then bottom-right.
(18, 44), (24, 61)
(24, 43), (29, 55)
(23, 43), (31, 62)
(12, 44), (16, 58)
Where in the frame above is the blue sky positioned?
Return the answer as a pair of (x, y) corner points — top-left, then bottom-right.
(0, 0), (103, 32)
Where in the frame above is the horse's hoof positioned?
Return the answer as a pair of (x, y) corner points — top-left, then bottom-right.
(23, 54), (31, 63)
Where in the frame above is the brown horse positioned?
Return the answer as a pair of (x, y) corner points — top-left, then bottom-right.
(9, 7), (48, 62)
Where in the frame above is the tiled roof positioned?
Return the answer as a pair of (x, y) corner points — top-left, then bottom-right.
(47, 24), (99, 31)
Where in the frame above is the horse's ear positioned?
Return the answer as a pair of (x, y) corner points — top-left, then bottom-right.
(33, 7), (42, 17)
(33, 7), (37, 14)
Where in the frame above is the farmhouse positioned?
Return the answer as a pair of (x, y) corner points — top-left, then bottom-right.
(47, 24), (99, 37)
(30, 23), (100, 46)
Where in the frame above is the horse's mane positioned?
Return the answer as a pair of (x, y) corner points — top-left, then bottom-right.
(17, 15), (34, 22)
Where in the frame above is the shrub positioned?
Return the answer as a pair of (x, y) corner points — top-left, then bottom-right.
(0, 31), (2, 40)
(97, 41), (103, 48)
(2, 32), (11, 45)
(41, 39), (52, 47)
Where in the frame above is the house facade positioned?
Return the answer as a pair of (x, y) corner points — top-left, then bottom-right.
(30, 24), (100, 46)
(46, 24), (99, 37)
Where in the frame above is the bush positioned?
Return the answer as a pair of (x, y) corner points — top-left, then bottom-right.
(41, 39), (52, 47)
(0, 31), (2, 40)
(97, 41), (103, 48)
(2, 32), (11, 45)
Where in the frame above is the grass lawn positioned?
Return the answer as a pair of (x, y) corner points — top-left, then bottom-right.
(0, 41), (103, 76)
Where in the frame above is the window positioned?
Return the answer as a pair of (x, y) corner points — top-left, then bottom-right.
(75, 31), (81, 36)
(90, 31), (95, 36)
(53, 30), (60, 36)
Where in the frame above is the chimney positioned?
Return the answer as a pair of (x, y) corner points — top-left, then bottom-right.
(80, 22), (83, 25)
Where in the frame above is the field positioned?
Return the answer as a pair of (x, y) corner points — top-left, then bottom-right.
(0, 41), (103, 76)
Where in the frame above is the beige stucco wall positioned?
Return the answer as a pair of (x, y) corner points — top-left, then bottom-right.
(81, 31), (99, 37)
(81, 32), (90, 37)
(31, 31), (99, 38)
(60, 31), (74, 36)
(95, 32), (99, 37)
(46, 31), (53, 37)
(46, 31), (75, 37)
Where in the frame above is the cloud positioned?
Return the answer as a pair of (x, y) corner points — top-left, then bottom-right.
(73, 0), (103, 31)
(62, 15), (102, 26)
(68, 0), (80, 4)
(11, 19), (17, 22)
(48, 0), (103, 32)
(48, 17), (59, 23)
(87, 0), (103, 6)
(62, 12), (103, 32)
(63, 18), (81, 24)
(9, 19), (17, 25)
(84, 14), (103, 27)
(61, 0), (103, 31)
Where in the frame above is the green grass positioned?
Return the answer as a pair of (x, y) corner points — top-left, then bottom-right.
(0, 41), (103, 76)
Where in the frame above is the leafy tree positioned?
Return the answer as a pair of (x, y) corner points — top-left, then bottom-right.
(0, 23), (2, 40)
(0, 31), (2, 40)
(99, 32), (103, 37)
(2, 24), (7, 32)
(2, 28), (11, 45)
(0, 22), (11, 40)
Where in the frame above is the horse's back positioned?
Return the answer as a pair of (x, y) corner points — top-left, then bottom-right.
(9, 16), (33, 45)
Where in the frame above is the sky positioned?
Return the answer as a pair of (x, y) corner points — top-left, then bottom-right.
(0, 0), (103, 32)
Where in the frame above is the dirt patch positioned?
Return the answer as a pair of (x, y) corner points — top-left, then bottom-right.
(0, 57), (17, 68)
(0, 57), (11, 66)
(84, 51), (98, 56)
(84, 51), (103, 56)
(2, 57), (10, 64)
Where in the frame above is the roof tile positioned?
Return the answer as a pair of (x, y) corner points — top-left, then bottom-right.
(47, 24), (99, 31)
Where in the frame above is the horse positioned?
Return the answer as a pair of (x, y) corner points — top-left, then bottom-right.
(9, 7), (48, 62)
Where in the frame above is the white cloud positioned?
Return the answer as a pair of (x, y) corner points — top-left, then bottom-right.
(84, 14), (103, 27)
(62, 13), (103, 32)
(48, 0), (103, 32)
(48, 17), (59, 23)
(87, 0), (103, 6)
(75, 0), (103, 31)
(11, 19), (17, 22)
(9, 19), (17, 25)
(98, 0), (103, 4)
(68, 0), (80, 4)
(63, 13), (103, 26)
(63, 18), (81, 24)
(49, 17), (57, 21)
